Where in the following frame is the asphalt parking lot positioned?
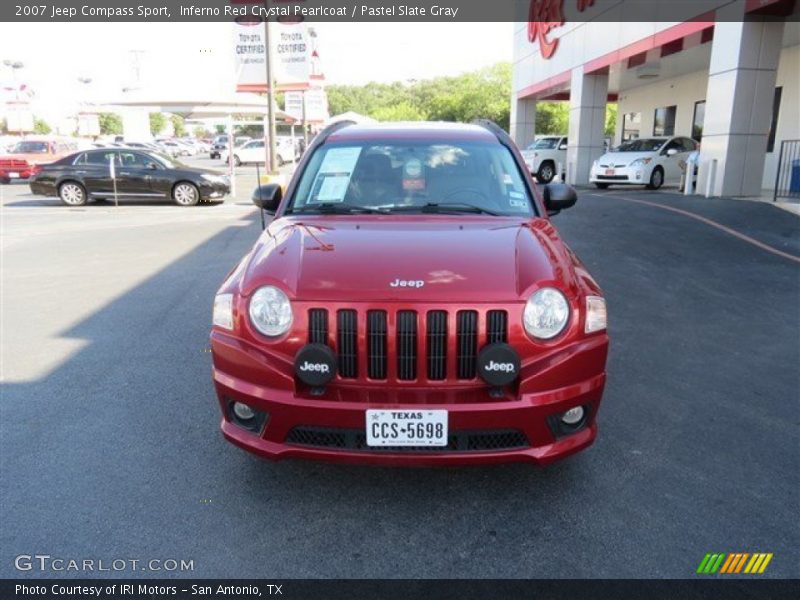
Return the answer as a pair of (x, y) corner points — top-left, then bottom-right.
(1, 165), (798, 579)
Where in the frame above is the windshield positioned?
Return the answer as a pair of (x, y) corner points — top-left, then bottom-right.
(614, 138), (665, 152)
(288, 140), (535, 216)
(12, 141), (50, 154)
(531, 137), (561, 150)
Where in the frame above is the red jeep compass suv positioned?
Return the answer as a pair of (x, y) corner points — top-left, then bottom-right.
(210, 121), (608, 466)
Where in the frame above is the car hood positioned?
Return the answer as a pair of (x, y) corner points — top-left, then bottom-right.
(596, 151), (657, 166)
(238, 216), (580, 303)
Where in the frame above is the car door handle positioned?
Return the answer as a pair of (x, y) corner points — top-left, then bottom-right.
(118, 171), (131, 176)
(74, 170), (87, 175)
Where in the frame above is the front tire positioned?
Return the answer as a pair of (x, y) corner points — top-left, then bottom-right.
(647, 167), (664, 190)
(59, 181), (87, 206)
(537, 161), (556, 184)
(172, 182), (200, 206)
(594, 182), (610, 189)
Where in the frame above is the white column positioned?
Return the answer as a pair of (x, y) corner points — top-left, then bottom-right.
(566, 68), (608, 186)
(511, 96), (537, 149)
(697, 2), (784, 197)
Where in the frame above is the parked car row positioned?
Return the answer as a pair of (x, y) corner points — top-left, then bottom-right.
(0, 137), (80, 182)
(522, 135), (700, 190)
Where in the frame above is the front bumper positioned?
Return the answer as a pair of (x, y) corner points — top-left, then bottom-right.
(590, 165), (647, 185)
(198, 180), (230, 200)
(211, 332), (607, 467)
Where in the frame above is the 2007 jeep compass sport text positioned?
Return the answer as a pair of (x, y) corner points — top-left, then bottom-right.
(210, 121), (609, 466)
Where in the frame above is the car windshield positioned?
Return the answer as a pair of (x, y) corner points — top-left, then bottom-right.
(288, 140), (535, 216)
(531, 137), (561, 150)
(11, 141), (49, 154)
(614, 138), (665, 152)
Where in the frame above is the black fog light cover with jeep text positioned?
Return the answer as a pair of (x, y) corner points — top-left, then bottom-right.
(477, 343), (521, 387)
(294, 343), (337, 387)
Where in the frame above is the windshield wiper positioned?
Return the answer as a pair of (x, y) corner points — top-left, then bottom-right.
(385, 202), (501, 216)
(291, 203), (388, 215)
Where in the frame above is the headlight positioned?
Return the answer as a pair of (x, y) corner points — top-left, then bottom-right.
(201, 173), (223, 182)
(585, 296), (607, 334)
(213, 293), (234, 330)
(249, 286), (293, 337)
(630, 158), (652, 167)
(523, 287), (570, 339)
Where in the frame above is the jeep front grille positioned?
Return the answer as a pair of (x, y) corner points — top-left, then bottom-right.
(307, 308), (508, 383)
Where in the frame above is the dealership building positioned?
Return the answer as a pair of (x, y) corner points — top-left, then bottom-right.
(511, 0), (799, 199)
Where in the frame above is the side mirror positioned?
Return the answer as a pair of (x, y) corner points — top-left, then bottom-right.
(666, 148), (678, 156)
(252, 183), (282, 215)
(558, 143), (568, 151)
(543, 183), (577, 216)
(145, 162), (159, 170)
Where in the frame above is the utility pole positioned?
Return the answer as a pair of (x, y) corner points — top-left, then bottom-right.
(264, 18), (277, 174)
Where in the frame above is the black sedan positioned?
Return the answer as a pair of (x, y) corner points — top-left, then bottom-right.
(29, 148), (230, 206)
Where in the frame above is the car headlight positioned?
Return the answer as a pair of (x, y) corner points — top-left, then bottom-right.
(523, 287), (570, 339)
(630, 158), (652, 167)
(585, 296), (607, 334)
(249, 286), (293, 337)
(213, 293), (234, 330)
(201, 173), (223, 182)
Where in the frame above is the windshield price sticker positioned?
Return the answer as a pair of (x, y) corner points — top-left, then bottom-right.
(309, 147), (362, 203)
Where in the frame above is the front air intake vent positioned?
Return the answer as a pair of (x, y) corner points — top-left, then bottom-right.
(426, 311), (448, 380)
(367, 310), (388, 380)
(337, 309), (358, 378)
(396, 311), (418, 381)
(456, 310), (478, 379)
(308, 309), (328, 345)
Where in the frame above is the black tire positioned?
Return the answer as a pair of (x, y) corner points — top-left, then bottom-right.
(594, 183), (610, 189)
(59, 181), (88, 206)
(647, 167), (664, 190)
(537, 161), (556, 184)
(172, 182), (200, 206)
(233, 155), (242, 167)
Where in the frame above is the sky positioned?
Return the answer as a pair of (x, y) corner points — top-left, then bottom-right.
(0, 22), (513, 122)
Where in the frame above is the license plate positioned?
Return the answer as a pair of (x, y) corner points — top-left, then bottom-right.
(8, 172), (19, 178)
(605, 169), (615, 176)
(366, 409), (448, 447)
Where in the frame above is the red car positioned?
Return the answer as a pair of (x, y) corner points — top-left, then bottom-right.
(210, 121), (608, 466)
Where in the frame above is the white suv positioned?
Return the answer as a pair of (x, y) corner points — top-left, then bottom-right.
(521, 136), (567, 183)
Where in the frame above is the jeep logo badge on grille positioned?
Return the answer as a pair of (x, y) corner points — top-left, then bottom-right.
(390, 278), (425, 288)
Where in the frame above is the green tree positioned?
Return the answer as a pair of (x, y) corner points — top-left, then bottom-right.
(33, 117), (51, 134)
(371, 101), (425, 122)
(605, 103), (618, 139)
(534, 102), (569, 134)
(214, 124), (226, 134)
(193, 125), (210, 139)
(149, 113), (166, 136)
(98, 113), (123, 135)
(0, 118), (6, 134)
(171, 114), (186, 137)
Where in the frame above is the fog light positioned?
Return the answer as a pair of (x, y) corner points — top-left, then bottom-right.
(561, 406), (585, 426)
(232, 402), (255, 421)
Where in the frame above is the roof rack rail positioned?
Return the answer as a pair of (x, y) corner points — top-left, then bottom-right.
(472, 119), (514, 147)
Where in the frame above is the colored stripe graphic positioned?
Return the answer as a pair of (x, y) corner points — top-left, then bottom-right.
(700, 552), (774, 575)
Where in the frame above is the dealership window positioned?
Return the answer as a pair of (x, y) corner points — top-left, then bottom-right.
(767, 87), (782, 153)
(692, 101), (705, 141)
(622, 112), (641, 141)
(653, 106), (677, 136)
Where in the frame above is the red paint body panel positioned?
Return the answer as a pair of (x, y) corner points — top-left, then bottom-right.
(210, 122), (609, 466)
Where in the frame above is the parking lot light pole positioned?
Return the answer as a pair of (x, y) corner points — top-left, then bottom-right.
(264, 19), (277, 174)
